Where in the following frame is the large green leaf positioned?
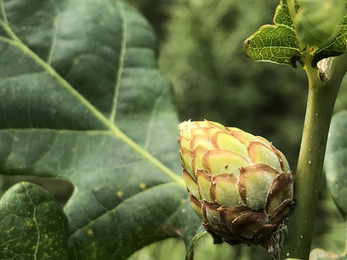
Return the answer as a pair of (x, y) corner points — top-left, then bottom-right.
(0, 0), (201, 259)
(325, 111), (347, 218)
(0, 182), (69, 259)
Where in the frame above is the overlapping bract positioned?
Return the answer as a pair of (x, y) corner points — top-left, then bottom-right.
(178, 120), (294, 246)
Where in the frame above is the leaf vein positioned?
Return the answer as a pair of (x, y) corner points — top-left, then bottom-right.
(47, 0), (61, 65)
(1, 14), (184, 187)
(0, 0), (8, 24)
(24, 185), (40, 260)
(144, 87), (167, 149)
(109, 2), (127, 123)
(0, 16), (20, 42)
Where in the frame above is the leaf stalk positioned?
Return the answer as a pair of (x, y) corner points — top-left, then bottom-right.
(287, 0), (305, 51)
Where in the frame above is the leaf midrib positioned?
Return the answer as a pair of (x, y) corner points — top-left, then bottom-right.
(0, 9), (185, 187)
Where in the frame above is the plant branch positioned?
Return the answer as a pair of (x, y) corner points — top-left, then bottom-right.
(281, 53), (347, 260)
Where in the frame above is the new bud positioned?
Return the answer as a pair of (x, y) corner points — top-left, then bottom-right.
(178, 120), (294, 253)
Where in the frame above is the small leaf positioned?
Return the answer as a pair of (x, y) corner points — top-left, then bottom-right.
(0, 182), (69, 259)
(244, 0), (347, 68)
(325, 111), (347, 218)
(310, 16), (347, 67)
(294, 0), (345, 48)
(244, 0), (302, 68)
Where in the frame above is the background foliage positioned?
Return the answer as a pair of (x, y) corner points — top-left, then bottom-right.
(1, 0), (347, 259)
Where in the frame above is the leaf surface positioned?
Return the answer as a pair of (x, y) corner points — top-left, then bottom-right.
(244, 0), (301, 67)
(0, 182), (69, 259)
(244, 0), (347, 68)
(0, 0), (201, 259)
(325, 111), (347, 218)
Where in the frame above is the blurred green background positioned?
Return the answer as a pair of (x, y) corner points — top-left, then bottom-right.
(1, 0), (347, 259)
(125, 0), (308, 168)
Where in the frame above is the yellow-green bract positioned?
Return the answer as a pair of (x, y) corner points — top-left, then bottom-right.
(178, 120), (294, 249)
